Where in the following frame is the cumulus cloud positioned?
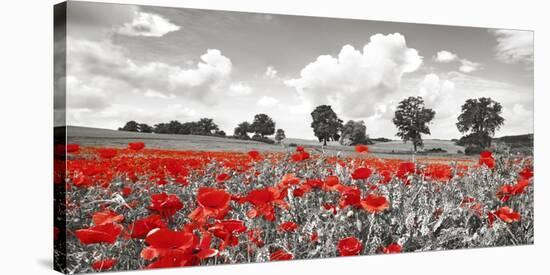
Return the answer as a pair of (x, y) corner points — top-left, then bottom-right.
(257, 96), (279, 108)
(65, 76), (110, 110)
(117, 10), (180, 37)
(264, 66), (278, 79)
(228, 82), (253, 96)
(67, 38), (232, 104)
(286, 33), (422, 118)
(434, 50), (458, 63)
(459, 59), (481, 73)
(491, 29), (534, 64)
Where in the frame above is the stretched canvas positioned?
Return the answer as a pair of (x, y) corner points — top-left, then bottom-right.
(54, 1), (534, 273)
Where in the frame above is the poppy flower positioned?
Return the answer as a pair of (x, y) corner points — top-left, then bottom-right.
(92, 259), (117, 271)
(245, 187), (288, 221)
(479, 152), (495, 169)
(337, 237), (363, 256)
(208, 219), (247, 250)
(480, 151), (492, 158)
(270, 249), (294, 261)
(75, 223), (123, 245)
(92, 209), (124, 226)
(324, 176), (340, 188)
(122, 186), (132, 197)
(424, 164), (453, 181)
(149, 193), (184, 219)
(216, 173), (231, 183)
(339, 188), (361, 209)
(296, 146), (305, 152)
(248, 150), (263, 161)
(381, 243), (402, 254)
(129, 215), (168, 239)
(519, 167), (533, 180)
(143, 231), (217, 268)
(128, 142), (145, 151)
(291, 151), (310, 162)
(278, 221), (298, 233)
(397, 162), (415, 178)
(496, 184), (515, 202)
(310, 232), (319, 242)
(189, 187), (231, 223)
(494, 207), (521, 223)
(355, 144), (369, 153)
(360, 194), (390, 213)
(352, 167), (372, 180)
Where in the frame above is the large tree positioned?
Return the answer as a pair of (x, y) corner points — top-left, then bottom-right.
(456, 97), (504, 148)
(311, 105), (343, 146)
(234, 121), (252, 139)
(392, 96), (435, 152)
(119, 121), (139, 132)
(250, 114), (276, 137)
(340, 120), (370, 145)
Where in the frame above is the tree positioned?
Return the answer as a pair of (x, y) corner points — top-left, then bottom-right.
(392, 96), (435, 152)
(310, 105), (343, 146)
(274, 129), (286, 144)
(456, 97), (504, 148)
(138, 123), (153, 133)
(234, 121), (252, 139)
(119, 121), (139, 132)
(250, 114), (276, 137)
(195, 118), (219, 135)
(340, 120), (370, 145)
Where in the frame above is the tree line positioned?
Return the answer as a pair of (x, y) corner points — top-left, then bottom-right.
(309, 96), (504, 152)
(119, 96), (505, 152)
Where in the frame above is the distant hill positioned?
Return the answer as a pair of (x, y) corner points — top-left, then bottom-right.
(493, 134), (534, 149)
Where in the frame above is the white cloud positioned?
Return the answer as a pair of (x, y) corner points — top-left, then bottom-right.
(459, 59), (481, 73)
(286, 33), (422, 118)
(491, 29), (534, 64)
(144, 89), (176, 99)
(117, 11), (180, 37)
(434, 50), (458, 63)
(67, 38), (232, 104)
(264, 66), (278, 79)
(228, 82), (253, 96)
(65, 75), (110, 110)
(257, 96), (279, 107)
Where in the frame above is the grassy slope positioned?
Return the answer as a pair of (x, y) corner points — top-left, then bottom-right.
(66, 126), (469, 159)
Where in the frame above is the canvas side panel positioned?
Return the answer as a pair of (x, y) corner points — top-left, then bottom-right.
(53, 1), (68, 273)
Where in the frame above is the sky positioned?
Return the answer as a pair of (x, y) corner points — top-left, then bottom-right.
(57, 1), (534, 140)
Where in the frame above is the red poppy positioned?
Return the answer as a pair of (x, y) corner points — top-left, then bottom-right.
(122, 186), (132, 197)
(324, 176), (340, 187)
(54, 226), (60, 241)
(270, 249), (294, 261)
(352, 167), (372, 180)
(75, 223), (123, 245)
(129, 215), (168, 239)
(216, 173), (231, 183)
(479, 152), (495, 169)
(381, 243), (402, 254)
(245, 187), (288, 221)
(355, 144), (369, 153)
(519, 167), (533, 180)
(248, 150), (263, 161)
(360, 194), (390, 213)
(397, 162), (416, 179)
(494, 207), (521, 223)
(424, 164), (453, 181)
(128, 142), (145, 151)
(310, 232), (319, 242)
(278, 221), (298, 233)
(339, 188), (361, 208)
(92, 209), (124, 226)
(496, 184), (515, 202)
(92, 259), (117, 271)
(337, 237), (363, 256)
(149, 193), (184, 218)
(189, 187), (231, 223)
(291, 151), (310, 162)
(97, 148), (118, 159)
(208, 219), (247, 250)
(296, 146), (305, 152)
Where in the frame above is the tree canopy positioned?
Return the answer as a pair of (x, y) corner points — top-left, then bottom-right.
(250, 114), (276, 137)
(456, 97), (504, 148)
(310, 105), (343, 146)
(340, 120), (371, 145)
(392, 96), (435, 152)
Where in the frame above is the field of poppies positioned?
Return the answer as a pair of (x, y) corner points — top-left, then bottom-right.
(53, 142), (533, 274)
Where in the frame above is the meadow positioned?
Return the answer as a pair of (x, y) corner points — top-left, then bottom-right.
(54, 127), (533, 273)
